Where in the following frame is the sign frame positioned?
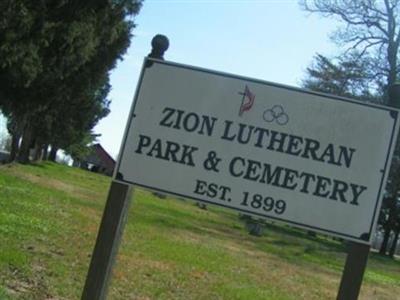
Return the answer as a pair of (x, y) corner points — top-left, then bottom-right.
(114, 57), (400, 245)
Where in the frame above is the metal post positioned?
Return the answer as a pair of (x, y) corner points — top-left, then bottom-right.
(336, 83), (400, 300)
(81, 34), (169, 300)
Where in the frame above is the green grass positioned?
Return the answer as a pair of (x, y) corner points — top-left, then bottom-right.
(0, 162), (399, 299)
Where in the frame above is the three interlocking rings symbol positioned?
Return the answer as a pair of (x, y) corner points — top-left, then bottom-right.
(263, 105), (289, 125)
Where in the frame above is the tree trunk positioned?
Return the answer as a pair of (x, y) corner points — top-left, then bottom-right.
(17, 127), (34, 164)
(9, 134), (20, 162)
(33, 142), (43, 162)
(389, 229), (399, 258)
(380, 227), (391, 255)
(386, 9), (398, 103)
(48, 146), (58, 162)
(42, 144), (49, 160)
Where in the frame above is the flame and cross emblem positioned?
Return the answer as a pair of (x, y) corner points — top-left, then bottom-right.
(237, 84), (289, 126)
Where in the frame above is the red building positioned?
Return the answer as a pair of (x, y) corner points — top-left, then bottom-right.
(74, 144), (115, 176)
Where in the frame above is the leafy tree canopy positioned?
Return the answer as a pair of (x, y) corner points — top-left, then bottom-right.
(0, 0), (143, 162)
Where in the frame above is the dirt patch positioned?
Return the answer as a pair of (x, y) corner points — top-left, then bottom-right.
(118, 254), (174, 273)
(3, 264), (54, 300)
(360, 282), (400, 300)
(5, 169), (101, 201)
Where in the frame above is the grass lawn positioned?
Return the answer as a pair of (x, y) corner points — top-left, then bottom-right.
(0, 162), (399, 299)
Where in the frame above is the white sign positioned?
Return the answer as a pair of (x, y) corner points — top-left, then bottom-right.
(116, 58), (399, 244)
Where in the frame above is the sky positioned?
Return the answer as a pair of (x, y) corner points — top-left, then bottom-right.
(94, 0), (341, 158)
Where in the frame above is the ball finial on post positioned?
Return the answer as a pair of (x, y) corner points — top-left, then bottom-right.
(148, 34), (169, 60)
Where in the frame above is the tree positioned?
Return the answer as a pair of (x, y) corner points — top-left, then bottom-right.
(301, 0), (400, 256)
(378, 157), (400, 257)
(64, 133), (99, 162)
(303, 53), (379, 101)
(0, 0), (142, 163)
(300, 0), (400, 101)
(32, 69), (112, 162)
(304, 53), (400, 256)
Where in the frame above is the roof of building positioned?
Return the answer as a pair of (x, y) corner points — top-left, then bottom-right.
(85, 144), (116, 170)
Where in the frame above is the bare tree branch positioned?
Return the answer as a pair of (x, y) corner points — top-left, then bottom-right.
(301, 0), (400, 88)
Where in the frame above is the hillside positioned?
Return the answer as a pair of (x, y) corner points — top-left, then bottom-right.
(0, 162), (399, 299)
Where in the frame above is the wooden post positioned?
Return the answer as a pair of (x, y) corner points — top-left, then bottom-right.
(336, 83), (400, 300)
(81, 34), (169, 300)
(336, 242), (370, 300)
(81, 181), (132, 300)
(388, 82), (400, 109)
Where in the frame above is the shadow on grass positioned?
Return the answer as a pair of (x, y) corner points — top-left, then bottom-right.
(29, 162), (47, 169)
(131, 193), (354, 272)
(133, 208), (242, 241)
(133, 200), (348, 269)
(262, 222), (345, 252)
(369, 252), (400, 266)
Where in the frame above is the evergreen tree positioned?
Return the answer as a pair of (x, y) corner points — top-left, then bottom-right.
(0, 0), (143, 162)
(303, 53), (380, 101)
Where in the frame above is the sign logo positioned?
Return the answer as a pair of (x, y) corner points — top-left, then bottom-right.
(263, 105), (289, 125)
(238, 85), (255, 116)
